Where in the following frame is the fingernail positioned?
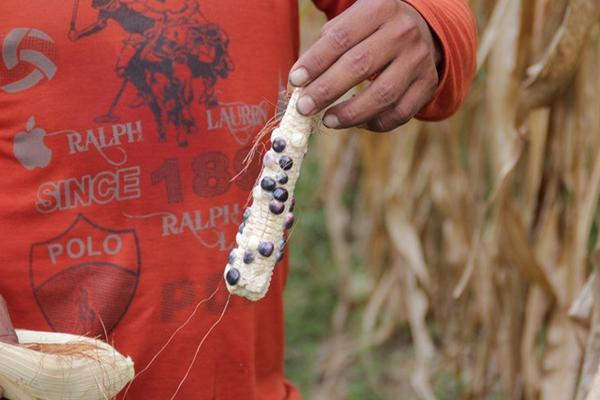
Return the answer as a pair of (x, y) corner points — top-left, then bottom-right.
(289, 67), (310, 87)
(323, 114), (340, 129)
(297, 95), (316, 115)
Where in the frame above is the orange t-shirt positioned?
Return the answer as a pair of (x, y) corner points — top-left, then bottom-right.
(0, 1), (475, 399)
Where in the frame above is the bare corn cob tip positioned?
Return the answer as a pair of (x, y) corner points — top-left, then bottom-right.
(0, 329), (134, 400)
(224, 88), (317, 301)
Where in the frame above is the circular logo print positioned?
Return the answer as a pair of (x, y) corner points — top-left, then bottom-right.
(1, 28), (57, 93)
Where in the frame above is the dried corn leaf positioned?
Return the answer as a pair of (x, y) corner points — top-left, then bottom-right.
(520, 0), (600, 113)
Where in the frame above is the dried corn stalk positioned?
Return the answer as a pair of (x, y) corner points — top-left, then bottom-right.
(295, 0), (600, 399)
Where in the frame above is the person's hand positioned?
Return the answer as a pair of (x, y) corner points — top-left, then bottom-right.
(0, 295), (18, 399)
(289, 0), (442, 132)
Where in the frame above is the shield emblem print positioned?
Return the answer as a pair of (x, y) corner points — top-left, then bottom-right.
(30, 214), (140, 338)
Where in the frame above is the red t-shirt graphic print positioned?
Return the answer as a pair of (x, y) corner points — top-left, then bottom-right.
(0, 1), (305, 399)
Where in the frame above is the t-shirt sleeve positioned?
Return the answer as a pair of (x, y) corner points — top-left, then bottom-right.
(403, 0), (477, 121)
(311, 0), (356, 20)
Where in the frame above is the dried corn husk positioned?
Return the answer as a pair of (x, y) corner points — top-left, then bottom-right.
(0, 330), (134, 400)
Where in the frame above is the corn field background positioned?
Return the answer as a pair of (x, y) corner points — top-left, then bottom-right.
(284, 0), (600, 399)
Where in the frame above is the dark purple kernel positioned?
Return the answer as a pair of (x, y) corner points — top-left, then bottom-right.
(269, 200), (285, 215)
(243, 251), (255, 264)
(272, 138), (286, 153)
(276, 172), (288, 185)
(243, 208), (251, 221)
(226, 268), (241, 285)
(260, 177), (276, 191)
(278, 237), (286, 250)
(227, 251), (236, 264)
(258, 241), (275, 257)
(273, 187), (289, 202)
(279, 156), (293, 171)
(276, 251), (285, 263)
(284, 213), (295, 229)
(290, 197), (295, 212)
(238, 222), (246, 234)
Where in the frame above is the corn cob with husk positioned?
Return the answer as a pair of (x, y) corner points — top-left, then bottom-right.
(0, 329), (134, 400)
(224, 88), (317, 301)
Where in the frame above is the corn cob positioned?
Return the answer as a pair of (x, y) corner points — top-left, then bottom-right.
(224, 89), (317, 301)
(0, 329), (134, 400)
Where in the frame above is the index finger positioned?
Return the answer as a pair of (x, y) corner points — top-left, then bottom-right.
(289, 0), (386, 87)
